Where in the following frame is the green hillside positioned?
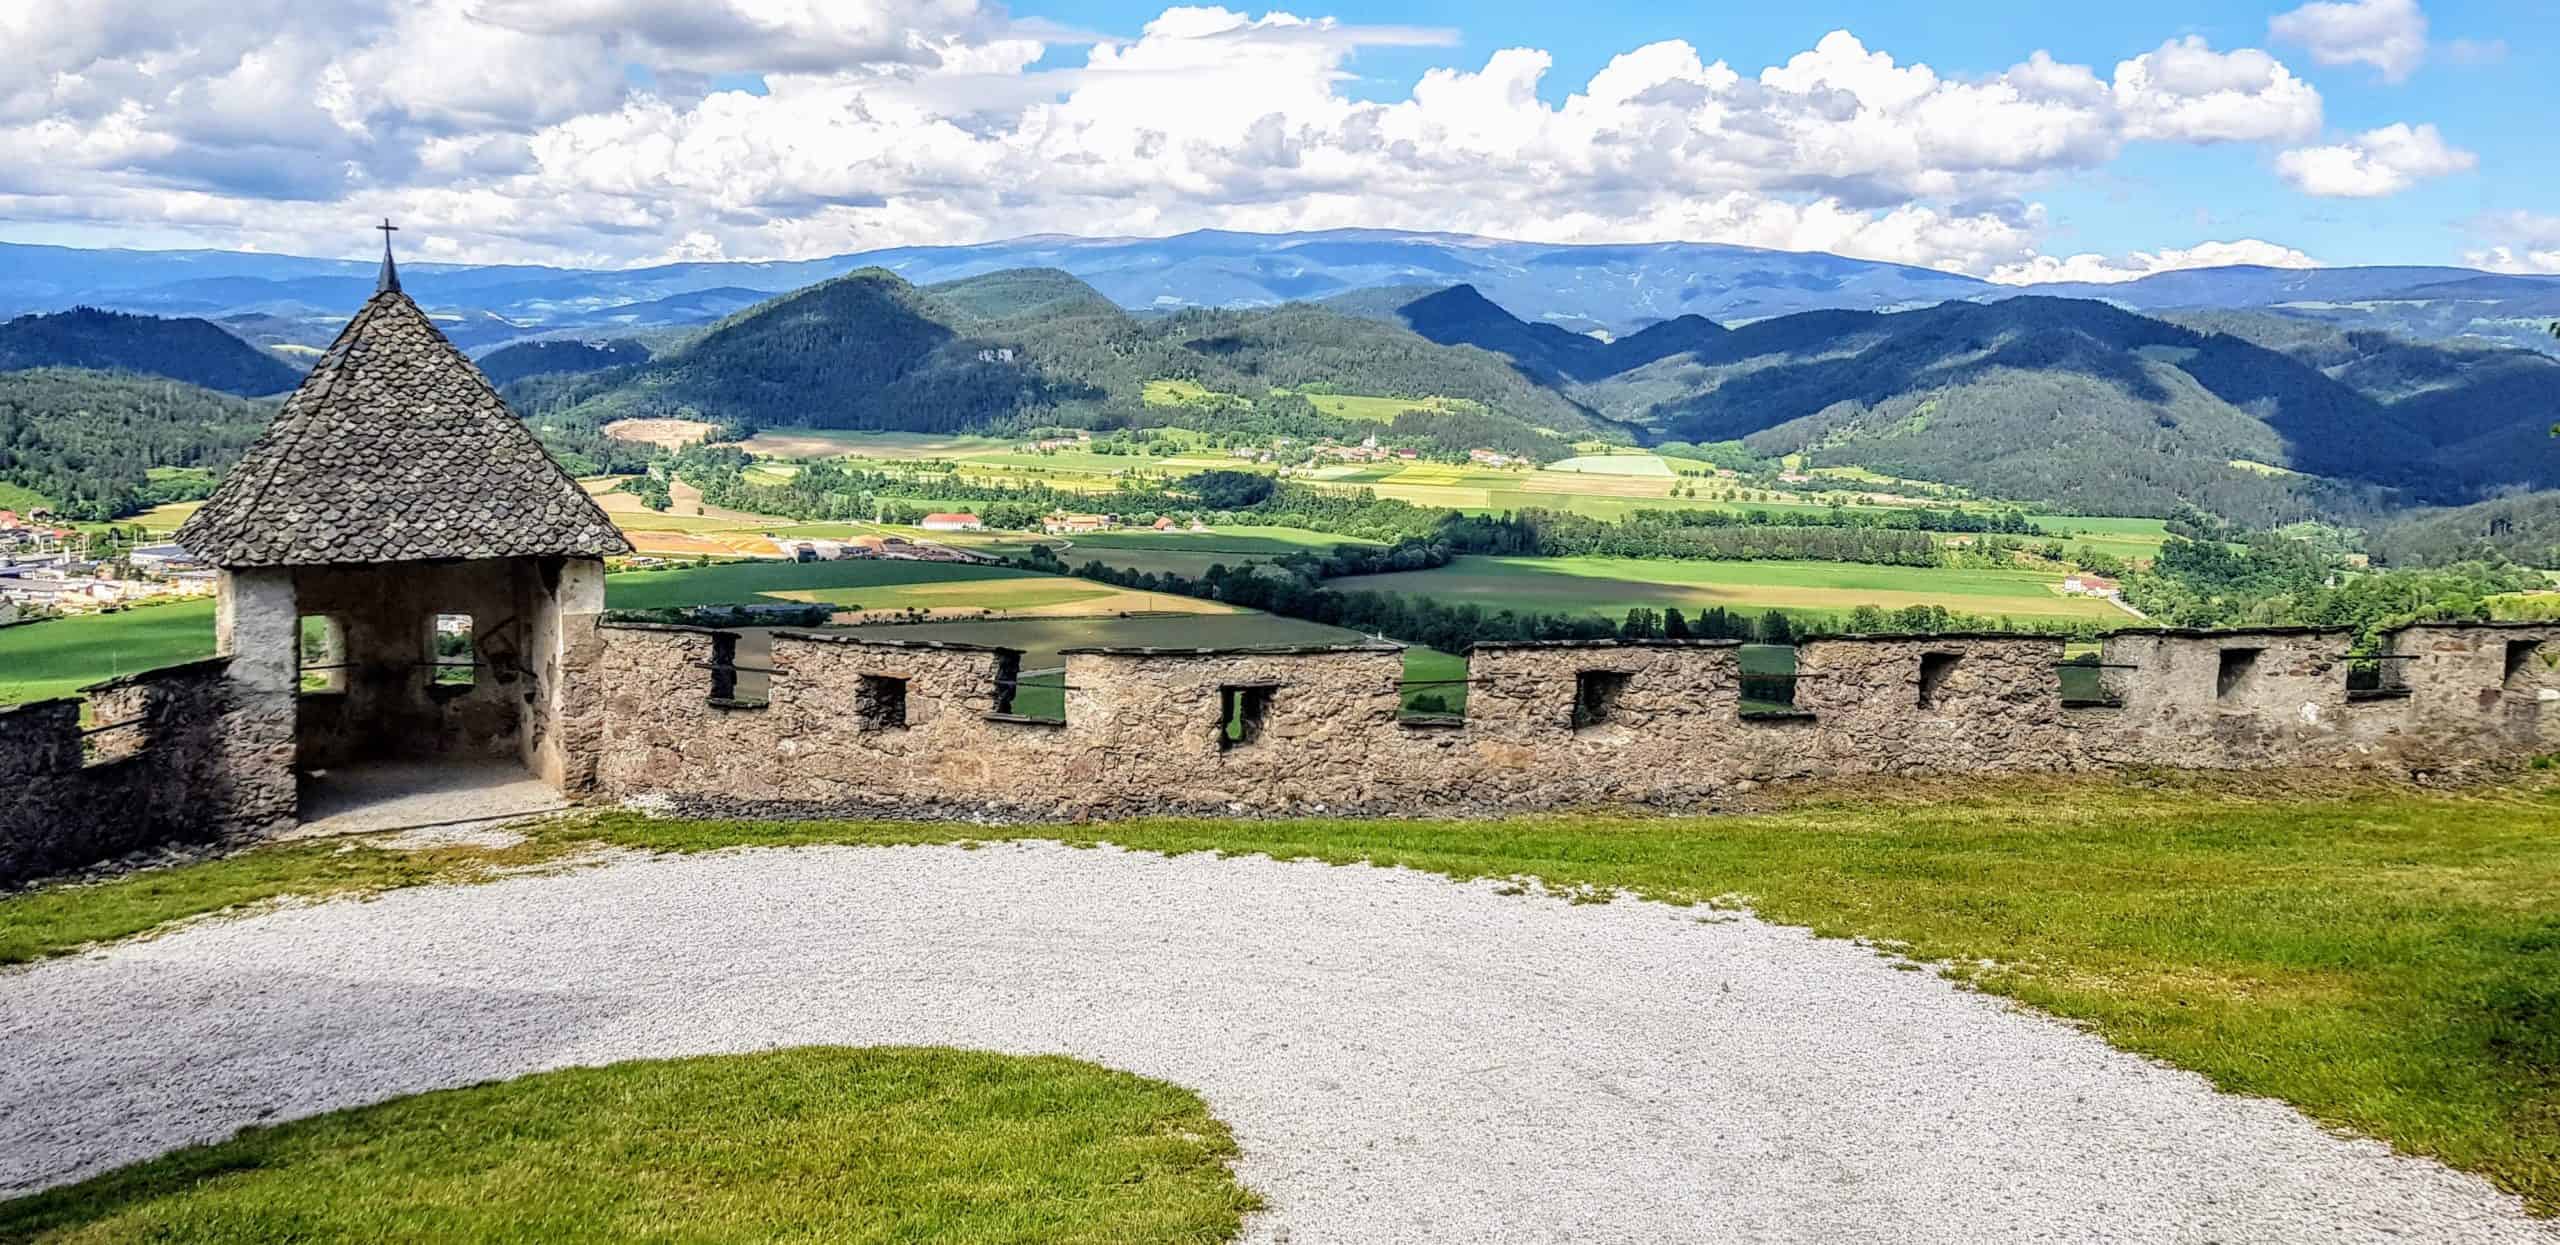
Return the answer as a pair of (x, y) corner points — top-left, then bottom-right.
(529, 267), (1612, 455)
(0, 307), (302, 397)
(0, 369), (276, 520)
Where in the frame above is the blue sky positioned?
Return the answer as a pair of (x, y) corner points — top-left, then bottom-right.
(1014, 0), (2548, 268)
(2, 0), (2552, 276)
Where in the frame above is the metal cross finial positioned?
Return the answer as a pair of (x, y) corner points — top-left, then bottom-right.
(375, 217), (402, 295)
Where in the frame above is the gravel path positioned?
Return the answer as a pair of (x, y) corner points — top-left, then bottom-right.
(3, 842), (2550, 1242)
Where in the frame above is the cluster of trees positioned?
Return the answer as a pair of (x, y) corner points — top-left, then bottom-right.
(2369, 490), (2560, 570)
(0, 369), (276, 520)
(2121, 531), (2544, 641)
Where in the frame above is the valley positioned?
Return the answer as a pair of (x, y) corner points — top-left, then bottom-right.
(4, 248), (2557, 711)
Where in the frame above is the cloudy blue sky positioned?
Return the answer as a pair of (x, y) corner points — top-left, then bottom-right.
(2, 0), (2552, 280)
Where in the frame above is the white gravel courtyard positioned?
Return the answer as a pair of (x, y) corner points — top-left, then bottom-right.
(2, 840), (2551, 1243)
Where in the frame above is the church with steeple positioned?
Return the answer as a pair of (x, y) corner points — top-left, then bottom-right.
(176, 223), (632, 800)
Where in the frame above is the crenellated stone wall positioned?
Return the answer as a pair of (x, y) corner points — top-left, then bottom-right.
(7, 617), (2549, 886)
(0, 658), (293, 886)
(581, 620), (2560, 818)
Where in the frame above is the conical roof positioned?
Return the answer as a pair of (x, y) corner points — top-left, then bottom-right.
(177, 287), (632, 567)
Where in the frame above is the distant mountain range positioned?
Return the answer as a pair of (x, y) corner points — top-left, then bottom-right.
(8, 256), (2558, 551)
(6, 230), (2557, 357)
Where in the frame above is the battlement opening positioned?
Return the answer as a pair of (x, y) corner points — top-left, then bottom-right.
(1917, 652), (1959, 709)
(1739, 645), (1809, 721)
(2215, 648), (2260, 701)
(2345, 652), (2412, 702)
(991, 650), (1022, 716)
(2506, 640), (2546, 689)
(298, 615), (346, 695)
(429, 613), (475, 688)
(858, 675), (910, 730)
(1219, 684), (1275, 750)
(1572, 670), (1632, 730)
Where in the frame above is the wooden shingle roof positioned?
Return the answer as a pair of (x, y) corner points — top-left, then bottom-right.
(177, 288), (631, 568)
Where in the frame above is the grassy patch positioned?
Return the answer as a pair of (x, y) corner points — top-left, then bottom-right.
(6, 773), (2557, 1210)
(1292, 392), (1478, 422)
(0, 480), (52, 512)
(1325, 554), (2122, 625)
(0, 600), (220, 705)
(603, 560), (1047, 611)
(0, 1047), (1255, 1244)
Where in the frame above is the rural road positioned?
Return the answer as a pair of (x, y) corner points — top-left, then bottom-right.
(3, 841), (2550, 1243)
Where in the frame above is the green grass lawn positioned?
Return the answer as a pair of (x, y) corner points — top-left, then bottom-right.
(0, 1047), (1255, 1244)
(0, 599), (219, 705)
(1326, 555), (2123, 626)
(3, 772), (2555, 1211)
(0, 480), (52, 512)
(604, 560), (1055, 611)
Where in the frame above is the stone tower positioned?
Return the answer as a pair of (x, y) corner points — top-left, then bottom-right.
(176, 225), (632, 800)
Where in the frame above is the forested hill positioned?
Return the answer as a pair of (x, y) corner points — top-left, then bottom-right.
(526, 267), (1616, 449)
(1371, 284), (1726, 383)
(0, 308), (301, 396)
(477, 338), (653, 387)
(1401, 287), (2560, 525)
(0, 369), (277, 519)
(2373, 491), (2560, 569)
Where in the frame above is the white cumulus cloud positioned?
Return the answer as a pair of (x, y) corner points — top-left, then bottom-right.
(2463, 211), (2560, 274)
(2110, 37), (2322, 144)
(2275, 122), (2474, 197)
(1987, 239), (2322, 285)
(0, 2), (2400, 279)
(2269, 0), (2429, 84)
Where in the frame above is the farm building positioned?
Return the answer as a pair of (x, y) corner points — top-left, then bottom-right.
(2063, 574), (2122, 597)
(921, 513), (984, 532)
(1043, 512), (1115, 535)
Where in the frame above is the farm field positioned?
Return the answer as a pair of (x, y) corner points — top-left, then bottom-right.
(599, 418), (719, 450)
(1545, 453), (1676, 477)
(1328, 555), (2130, 626)
(0, 599), (219, 705)
(606, 559), (1237, 621)
(1291, 392), (1478, 422)
(130, 501), (202, 532)
(731, 428), (1015, 460)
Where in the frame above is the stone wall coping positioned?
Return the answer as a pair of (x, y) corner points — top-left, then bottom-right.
(0, 696), (82, 720)
(77, 655), (234, 694)
(1798, 631), (2069, 644)
(1465, 638), (1746, 653)
(1057, 642), (1405, 656)
(773, 631), (1022, 655)
(2100, 624), (2352, 640)
(597, 620), (731, 637)
(2391, 620), (2560, 633)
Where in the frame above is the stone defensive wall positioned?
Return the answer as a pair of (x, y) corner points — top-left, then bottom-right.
(587, 620), (2560, 817)
(0, 658), (294, 885)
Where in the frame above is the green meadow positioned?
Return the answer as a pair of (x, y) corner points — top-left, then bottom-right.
(1327, 555), (2127, 626)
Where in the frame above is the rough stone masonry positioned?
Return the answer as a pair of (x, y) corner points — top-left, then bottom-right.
(584, 619), (2559, 819)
